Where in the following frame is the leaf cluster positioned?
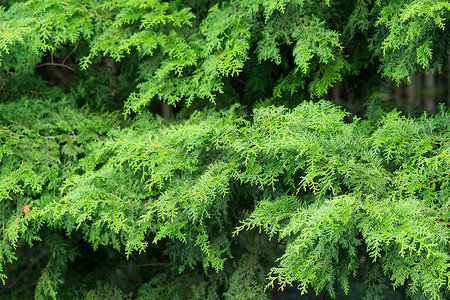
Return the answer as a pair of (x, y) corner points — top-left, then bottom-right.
(1, 0), (449, 109)
(1, 0), (450, 299)
(2, 97), (449, 298)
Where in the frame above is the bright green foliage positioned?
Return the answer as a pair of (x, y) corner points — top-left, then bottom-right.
(375, 0), (450, 81)
(2, 98), (450, 298)
(0, 97), (120, 297)
(1, 0), (450, 299)
(1, 0), (449, 109)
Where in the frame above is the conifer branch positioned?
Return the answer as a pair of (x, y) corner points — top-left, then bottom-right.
(35, 62), (73, 71)
(0, 87), (43, 94)
(84, 7), (116, 20)
(61, 40), (79, 65)
(1, 1), (450, 298)
(431, 220), (450, 226)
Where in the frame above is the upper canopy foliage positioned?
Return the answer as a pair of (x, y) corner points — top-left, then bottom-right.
(0, 0), (450, 299)
(1, 0), (449, 109)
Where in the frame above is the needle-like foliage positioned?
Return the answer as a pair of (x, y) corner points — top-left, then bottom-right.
(2, 98), (450, 298)
(1, 0), (449, 299)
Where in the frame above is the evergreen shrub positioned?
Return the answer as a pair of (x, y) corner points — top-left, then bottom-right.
(1, 0), (450, 299)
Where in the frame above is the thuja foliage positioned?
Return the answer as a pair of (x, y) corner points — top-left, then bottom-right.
(1, 0), (449, 107)
(2, 98), (450, 299)
(1, 0), (450, 299)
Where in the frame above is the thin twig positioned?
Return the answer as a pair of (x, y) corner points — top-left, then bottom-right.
(312, 253), (326, 264)
(84, 7), (116, 20)
(0, 87), (43, 94)
(35, 62), (73, 71)
(115, 263), (166, 268)
(62, 40), (79, 65)
(108, 193), (125, 203)
(431, 220), (450, 226)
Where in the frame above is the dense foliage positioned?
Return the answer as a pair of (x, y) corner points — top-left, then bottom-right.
(2, 0), (449, 107)
(1, 0), (450, 299)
